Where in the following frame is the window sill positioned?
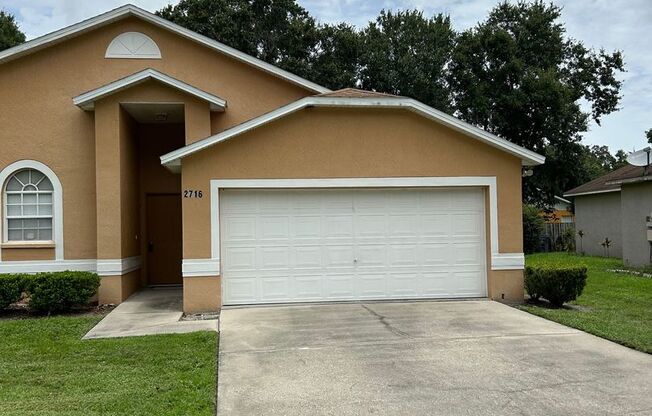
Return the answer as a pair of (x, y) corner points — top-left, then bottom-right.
(1, 241), (55, 249)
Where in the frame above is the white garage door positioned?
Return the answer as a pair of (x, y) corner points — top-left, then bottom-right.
(220, 188), (486, 305)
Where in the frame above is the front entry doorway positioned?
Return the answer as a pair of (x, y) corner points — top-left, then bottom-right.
(146, 194), (183, 285)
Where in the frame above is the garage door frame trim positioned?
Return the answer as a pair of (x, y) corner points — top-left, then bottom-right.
(203, 177), (523, 278)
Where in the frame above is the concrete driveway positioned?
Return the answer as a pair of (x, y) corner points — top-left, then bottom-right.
(218, 300), (652, 415)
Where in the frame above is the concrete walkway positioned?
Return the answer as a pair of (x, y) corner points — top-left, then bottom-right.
(218, 300), (652, 416)
(84, 288), (218, 339)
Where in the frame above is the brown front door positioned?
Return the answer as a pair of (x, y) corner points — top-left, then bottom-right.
(146, 194), (182, 285)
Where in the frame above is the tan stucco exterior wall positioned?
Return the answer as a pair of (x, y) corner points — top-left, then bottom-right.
(183, 276), (222, 313)
(0, 16), (313, 264)
(1, 247), (55, 261)
(181, 107), (525, 308)
(98, 270), (141, 305)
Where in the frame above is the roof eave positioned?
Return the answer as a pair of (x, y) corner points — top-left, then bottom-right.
(161, 96), (545, 169)
(564, 188), (621, 197)
(0, 4), (330, 94)
(72, 68), (227, 111)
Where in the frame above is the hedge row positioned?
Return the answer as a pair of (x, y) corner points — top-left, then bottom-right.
(525, 265), (588, 307)
(0, 271), (100, 313)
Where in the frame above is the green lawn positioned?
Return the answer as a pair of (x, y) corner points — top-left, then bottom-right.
(520, 253), (652, 353)
(0, 315), (217, 416)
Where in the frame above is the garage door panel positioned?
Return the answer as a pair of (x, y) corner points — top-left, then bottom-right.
(223, 247), (257, 271)
(221, 188), (487, 305)
(325, 274), (357, 298)
(258, 216), (290, 239)
(259, 246), (290, 269)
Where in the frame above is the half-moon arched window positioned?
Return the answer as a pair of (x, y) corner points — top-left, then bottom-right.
(105, 32), (162, 59)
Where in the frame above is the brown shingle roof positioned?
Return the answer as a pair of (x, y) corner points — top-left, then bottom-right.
(565, 164), (648, 196)
(317, 88), (403, 98)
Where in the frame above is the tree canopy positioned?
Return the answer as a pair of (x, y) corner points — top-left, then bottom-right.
(0, 10), (25, 51)
(158, 0), (627, 205)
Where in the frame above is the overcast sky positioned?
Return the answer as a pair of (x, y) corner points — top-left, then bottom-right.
(3, 0), (650, 153)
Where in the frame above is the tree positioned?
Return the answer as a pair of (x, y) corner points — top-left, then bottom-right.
(647, 129), (652, 145)
(157, 0), (317, 78)
(308, 23), (360, 89)
(448, 1), (624, 205)
(359, 10), (455, 112)
(0, 10), (25, 51)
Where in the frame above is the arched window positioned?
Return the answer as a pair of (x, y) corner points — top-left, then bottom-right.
(0, 160), (63, 261)
(4, 169), (53, 241)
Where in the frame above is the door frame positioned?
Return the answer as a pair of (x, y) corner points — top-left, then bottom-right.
(145, 192), (183, 286)
(204, 177), (525, 290)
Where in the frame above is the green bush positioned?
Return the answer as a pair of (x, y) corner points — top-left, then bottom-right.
(25, 271), (100, 313)
(0, 274), (27, 309)
(525, 265), (588, 307)
(523, 204), (545, 254)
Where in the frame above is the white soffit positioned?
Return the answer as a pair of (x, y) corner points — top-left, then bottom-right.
(0, 4), (329, 94)
(106, 32), (161, 59)
(72, 68), (227, 111)
(160, 96), (546, 168)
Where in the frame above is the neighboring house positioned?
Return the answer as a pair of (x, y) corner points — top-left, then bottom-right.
(0, 5), (544, 313)
(565, 164), (652, 266)
(542, 196), (574, 224)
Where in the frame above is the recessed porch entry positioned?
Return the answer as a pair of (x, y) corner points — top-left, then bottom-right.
(219, 187), (487, 305)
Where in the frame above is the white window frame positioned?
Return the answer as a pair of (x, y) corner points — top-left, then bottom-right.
(0, 161), (64, 261)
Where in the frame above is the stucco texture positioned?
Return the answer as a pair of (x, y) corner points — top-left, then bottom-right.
(182, 107), (526, 305)
(0, 16), (312, 262)
(574, 192), (622, 258)
(621, 181), (652, 266)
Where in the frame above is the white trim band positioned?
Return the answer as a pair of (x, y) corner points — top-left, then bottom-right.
(0, 259), (97, 274)
(491, 253), (525, 270)
(182, 259), (220, 277)
(96, 256), (142, 276)
(0, 257), (142, 275)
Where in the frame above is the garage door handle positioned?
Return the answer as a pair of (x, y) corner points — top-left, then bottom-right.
(354, 259), (358, 263)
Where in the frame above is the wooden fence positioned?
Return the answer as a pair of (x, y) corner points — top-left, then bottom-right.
(541, 223), (575, 252)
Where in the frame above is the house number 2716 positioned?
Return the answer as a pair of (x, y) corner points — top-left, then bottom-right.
(183, 190), (203, 198)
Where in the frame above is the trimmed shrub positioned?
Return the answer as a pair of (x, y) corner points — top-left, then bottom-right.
(25, 271), (100, 313)
(0, 274), (27, 309)
(523, 204), (545, 254)
(525, 265), (588, 307)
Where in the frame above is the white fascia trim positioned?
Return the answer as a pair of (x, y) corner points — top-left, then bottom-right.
(161, 97), (545, 168)
(209, 177), (507, 269)
(73, 68), (227, 111)
(0, 160), (64, 262)
(96, 256), (142, 276)
(182, 259), (220, 277)
(0, 5), (329, 94)
(491, 253), (525, 271)
(564, 188), (621, 198)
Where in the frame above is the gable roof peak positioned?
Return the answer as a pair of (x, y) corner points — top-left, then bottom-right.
(0, 4), (329, 94)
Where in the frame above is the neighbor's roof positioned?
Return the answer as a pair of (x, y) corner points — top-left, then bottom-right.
(73, 68), (227, 111)
(160, 93), (546, 169)
(564, 164), (648, 197)
(318, 88), (403, 98)
(0, 4), (329, 94)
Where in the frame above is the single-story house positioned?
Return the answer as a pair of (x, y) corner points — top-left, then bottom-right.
(0, 5), (544, 312)
(565, 164), (651, 266)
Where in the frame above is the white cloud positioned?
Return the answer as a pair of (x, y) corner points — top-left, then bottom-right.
(4, 0), (650, 152)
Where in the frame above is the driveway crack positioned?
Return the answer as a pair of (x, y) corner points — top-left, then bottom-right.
(360, 304), (412, 338)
